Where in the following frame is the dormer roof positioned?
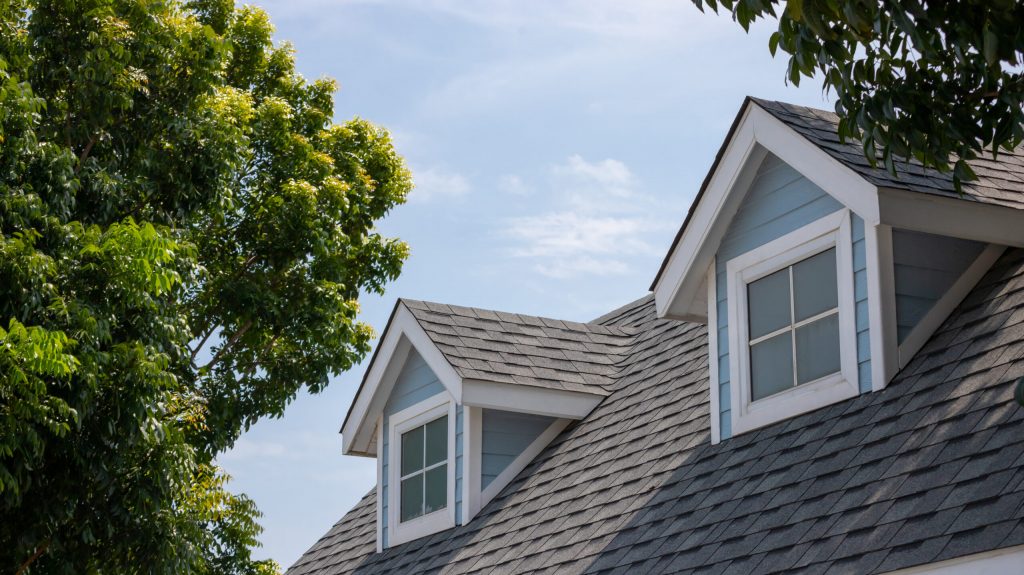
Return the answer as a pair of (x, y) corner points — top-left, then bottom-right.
(651, 98), (1024, 323)
(341, 299), (632, 456)
(401, 299), (635, 395)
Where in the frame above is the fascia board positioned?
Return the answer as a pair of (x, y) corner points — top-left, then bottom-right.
(655, 103), (881, 321)
(461, 379), (605, 420)
(878, 187), (1024, 247)
(341, 303), (463, 456)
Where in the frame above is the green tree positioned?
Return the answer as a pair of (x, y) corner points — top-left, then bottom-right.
(694, 0), (1024, 187)
(0, 1), (412, 573)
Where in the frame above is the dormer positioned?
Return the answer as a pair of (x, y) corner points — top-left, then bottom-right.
(341, 300), (633, 549)
(652, 98), (1023, 443)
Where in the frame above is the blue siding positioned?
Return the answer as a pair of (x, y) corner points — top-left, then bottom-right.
(852, 215), (872, 393)
(892, 230), (984, 343)
(381, 349), (448, 546)
(715, 153), (844, 441)
(481, 409), (554, 489)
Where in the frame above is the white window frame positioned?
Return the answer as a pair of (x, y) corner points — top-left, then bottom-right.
(726, 209), (858, 435)
(387, 393), (456, 546)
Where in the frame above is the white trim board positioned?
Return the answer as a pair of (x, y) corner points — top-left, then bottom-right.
(654, 102), (881, 322)
(707, 260), (722, 445)
(866, 223), (899, 391)
(461, 379), (604, 419)
(897, 244), (1006, 369)
(880, 544), (1024, 575)
(461, 406), (482, 525)
(375, 415), (384, 553)
(878, 187), (1024, 248)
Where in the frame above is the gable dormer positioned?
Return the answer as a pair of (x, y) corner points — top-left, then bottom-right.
(652, 98), (1022, 443)
(341, 300), (631, 549)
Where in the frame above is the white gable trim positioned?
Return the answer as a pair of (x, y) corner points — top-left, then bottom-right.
(897, 243), (1006, 369)
(654, 102), (880, 322)
(342, 303), (462, 456)
(461, 379), (603, 419)
(343, 303), (608, 457)
(880, 544), (1024, 574)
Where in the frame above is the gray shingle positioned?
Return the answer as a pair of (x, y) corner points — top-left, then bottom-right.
(289, 250), (1024, 575)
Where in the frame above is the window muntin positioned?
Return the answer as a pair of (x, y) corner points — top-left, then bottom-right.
(747, 247), (840, 400)
(399, 415), (448, 522)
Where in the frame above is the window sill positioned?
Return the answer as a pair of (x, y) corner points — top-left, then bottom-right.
(732, 372), (858, 435)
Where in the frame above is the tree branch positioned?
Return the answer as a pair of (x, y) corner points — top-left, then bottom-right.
(16, 539), (50, 575)
(200, 319), (254, 372)
(74, 134), (98, 174)
(189, 324), (219, 364)
(240, 333), (280, 376)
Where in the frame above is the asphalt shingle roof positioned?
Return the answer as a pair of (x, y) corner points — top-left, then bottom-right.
(401, 299), (636, 395)
(288, 248), (1024, 575)
(752, 98), (1024, 211)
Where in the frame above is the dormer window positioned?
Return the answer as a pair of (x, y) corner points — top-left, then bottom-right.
(726, 210), (858, 435)
(387, 395), (456, 546)
(747, 246), (839, 400)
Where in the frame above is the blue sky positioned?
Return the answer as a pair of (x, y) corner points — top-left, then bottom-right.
(219, 0), (833, 567)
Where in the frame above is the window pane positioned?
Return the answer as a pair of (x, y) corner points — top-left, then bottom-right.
(748, 268), (791, 339)
(796, 313), (841, 384)
(424, 464), (447, 515)
(401, 426), (424, 476)
(750, 331), (793, 401)
(424, 416), (448, 466)
(793, 248), (838, 321)
(400, 474), (423, 522)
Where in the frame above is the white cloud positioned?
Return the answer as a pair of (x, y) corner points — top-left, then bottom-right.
(397, 0), (719, 42)
(500, 155), (672, 279)
(505, 212), (658, 259)
(410, 167), (471, 203)
(534, 256), (630, 279)
(497, 174), (531, 196)
(554, 154), (638, 202)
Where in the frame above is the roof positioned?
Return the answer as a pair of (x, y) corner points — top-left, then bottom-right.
(401, 299), (636, 396)
(288, 248), (1024, 575)
(753, 98), (1024, 211)
(650, 97), (1024, 291)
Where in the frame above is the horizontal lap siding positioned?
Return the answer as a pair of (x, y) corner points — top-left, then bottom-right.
(892, 230), (985, 343)
(382, 349), (448, 546)
(481, 409), (554, 489)
(716, 153), (844, 440)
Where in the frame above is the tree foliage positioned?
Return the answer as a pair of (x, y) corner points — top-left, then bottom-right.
(694, 0), (1024, 187)
(0, 0), (412, 573)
